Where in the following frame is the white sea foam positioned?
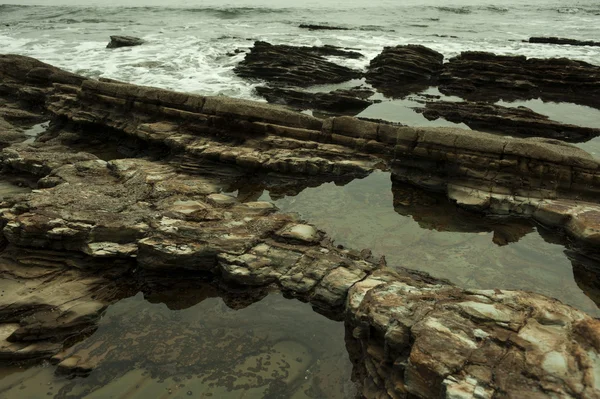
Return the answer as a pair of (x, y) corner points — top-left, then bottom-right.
(0, 1), (599, 101)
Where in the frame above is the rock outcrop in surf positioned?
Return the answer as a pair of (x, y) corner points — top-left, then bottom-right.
(106, 35), (145, 49)
(365, 44), (444, 97)
(233, 41), (363, 86)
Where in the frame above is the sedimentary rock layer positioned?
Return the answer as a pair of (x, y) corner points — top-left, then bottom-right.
(418, 101), (600, 142)
(366, 45), (444, 97)
(234, 41), (363, 86)
(41, 73), (600, 246)
(439, 52), (600, 108)
(1, 54), (600, 398)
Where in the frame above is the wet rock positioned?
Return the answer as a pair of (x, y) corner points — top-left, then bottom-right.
(528, 37), (600, 47)
(366, 45), (444, 97)
(234, 41), (363, 86)
(439, 52), (600, 109)
(1, 56), (600, 398)
(255, 86), (375, 115)
(298, 24), (350, 31)
(418, 101), (600, 142)
(0, 117), (27, 148)
(106, 35), (145, 49)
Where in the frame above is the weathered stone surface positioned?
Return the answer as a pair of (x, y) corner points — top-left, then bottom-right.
(234, 41), (363, 86)
(366, 45), (444, 97)
(106, 35), (145, 49)
(1, 54), (600, 398)
(418, 101), (600, 142)
(255, 86), (375, 115)
(528, 37), (600, 47)
(346, 272), (600, 399)
(439, 52), (600, 109)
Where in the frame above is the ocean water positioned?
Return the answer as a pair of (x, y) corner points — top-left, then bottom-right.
(1, 0), (600, 99)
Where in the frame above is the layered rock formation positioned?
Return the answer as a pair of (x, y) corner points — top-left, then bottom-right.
(234, 41), (363, 86)
(418, 101), (600, 142)
(366, 45), (444, 97)
(528, 37), (600, 47)
(37, 62), (600, 248)
(106, 35), (145, 49)
(255, 86), (375, 115)
(439, 52), (600, 109)
(0, 54), (600, 398)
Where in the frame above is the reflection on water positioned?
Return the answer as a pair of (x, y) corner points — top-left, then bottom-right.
(0, 285), (355, 399)
(22, 122), (50, 144)
(497, 98), (600, 158)
(257, 171), (600, 316)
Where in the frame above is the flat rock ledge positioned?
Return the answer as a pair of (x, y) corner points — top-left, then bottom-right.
(41, 76), (600, 248)
(418, 101), (600, 142)
(1, 54), (600, 398)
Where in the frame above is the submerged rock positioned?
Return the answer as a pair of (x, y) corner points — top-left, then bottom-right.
(234, 41), (363, 86)
(439, 51), (600, 109)
(298, 24), (350, 31)
(255, 86), (375, 115)
(528, 36), (600, 47)
(418, 101), (600, 142)
(366, 44), (444, 97)
(106, 35), (145, 49)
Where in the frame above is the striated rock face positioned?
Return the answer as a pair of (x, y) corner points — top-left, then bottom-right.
(234, 41), (363, 86)
(1, 54), (600, 398)
(418, 101), (600, 142)
(439, 52), (600, 109)
(106, 35), (145, 49)
(366, 45), (444, 97)
(37, 66), (600, 248)
(528, 37), (600, 47)
(346, 270), (600, 399)
(255, 86), (375, 115)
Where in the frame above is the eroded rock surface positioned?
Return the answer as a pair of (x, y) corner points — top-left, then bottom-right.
(418, 101), (600, 142)
(234, 41), (363, 86)
(0, 54), (600, 398)
(439, 52), (600, 108)
(366, 45), (444, 97)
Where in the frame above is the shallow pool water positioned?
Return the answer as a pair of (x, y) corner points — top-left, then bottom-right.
(256, 170), (600, 316)
(0, 288), (356, 399)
